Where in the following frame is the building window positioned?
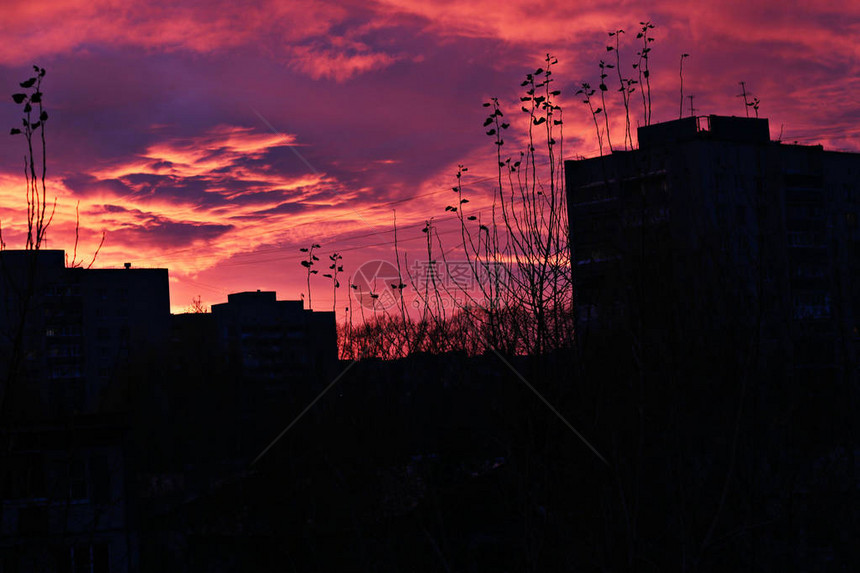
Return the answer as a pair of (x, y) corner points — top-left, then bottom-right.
(0, 549), (19, 573)
(787, 204), (824, 220)
(69, 459), (88, 501)
(90, 456), (111, 505)
(50, 345), (82, 358)
(17, 507), (48, 534)
(49, 325), (81, 338)
(63, 544), (109, 573)
(794, 264), (826, 280)
(793, 292), (831, 320)
(787, 230), (824, 248)
(1, 453), (45, 499)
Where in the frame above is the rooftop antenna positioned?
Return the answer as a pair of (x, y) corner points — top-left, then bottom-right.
(688, 95), (696, 117)
(679, 53), (690, 119)
(737, 81), (750, 118)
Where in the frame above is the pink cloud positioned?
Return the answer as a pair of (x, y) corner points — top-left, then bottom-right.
(0, 0), (347, 59)
(288, 43), (400, 82)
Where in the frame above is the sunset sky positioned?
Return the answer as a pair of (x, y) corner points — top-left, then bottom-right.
(1, 0), (858, 314)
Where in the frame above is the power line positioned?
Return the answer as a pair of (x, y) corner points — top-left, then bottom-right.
(137, 161), (560, 264)
(214, 226), (468, 268)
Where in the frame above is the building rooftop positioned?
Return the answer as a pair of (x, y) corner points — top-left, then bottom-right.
(637, 115), (770, 148)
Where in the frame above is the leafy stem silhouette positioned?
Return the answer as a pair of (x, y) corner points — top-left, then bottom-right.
(9, 65), (54, 250)
(299, 243), (321, 309)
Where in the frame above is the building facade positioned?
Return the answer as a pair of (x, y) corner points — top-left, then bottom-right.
(0, 250), (169, 417)
(565, 116), (859, 567)
(566, 115), (859, 383)
(211, 290), (337, 385)
(1, 250), (168, 573)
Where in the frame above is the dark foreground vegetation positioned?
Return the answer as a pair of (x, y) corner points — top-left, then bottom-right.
(133, 341), (856, 572)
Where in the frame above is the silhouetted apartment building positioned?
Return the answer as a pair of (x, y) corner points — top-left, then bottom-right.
(0, 417), (137, 573)
(0, 250), (169, 417)
(210, 290), (337, 384)
(566, 115), (859, 383)
(565, 115), (859, 569)
(1, 250), (168, 573)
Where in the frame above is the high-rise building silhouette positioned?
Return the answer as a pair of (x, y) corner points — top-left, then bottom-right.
(0, 250), (169, 415)
(565, 114), (859, 568)
(0, 250), (168, 573)
(566, 115), (859, 383)
(210, 290), (337, 384)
